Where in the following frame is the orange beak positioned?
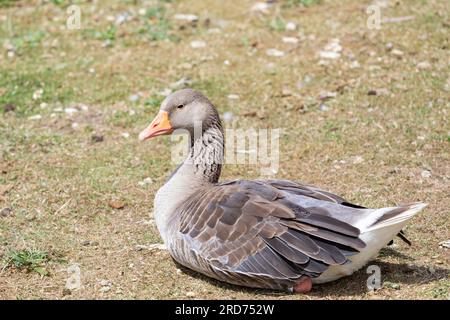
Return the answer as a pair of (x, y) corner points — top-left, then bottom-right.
(139, 111), (173, 141)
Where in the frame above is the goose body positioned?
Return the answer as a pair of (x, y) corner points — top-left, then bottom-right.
(139, 89), (426, 293)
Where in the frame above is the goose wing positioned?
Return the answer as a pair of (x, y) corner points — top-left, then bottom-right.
(177, 180), (366, 281)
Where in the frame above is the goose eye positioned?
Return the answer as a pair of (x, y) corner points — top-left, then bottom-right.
(177, 104), (184, 109)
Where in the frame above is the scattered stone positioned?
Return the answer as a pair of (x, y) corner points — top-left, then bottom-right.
(222, 111), (234, 123)
(0, 207), (12, 217)
(282, 37), (299, 44)
(186, 291), (196, 298)
(391, 49), (404, 57)
(173, 14), (199, 23)
(32, 89), (43, 100)
(121, 132), (130, 139)
(368, 90), (377, 96)
(319, 91), (337, 101)
(266, 48), (285, 57)
(227, 94), (239, 100)
(40, 102), (48, 109)
(190, 40), (206, 48)
(138, 8), (146, 16)
(99, 286), (111, 293)
(250, 2), (271, 14)
(129, 94), (140, 102)
(100, 280), (111, 287)
(349, 61), (360, 69)
(382, 16), (415, 24)
(108, 200), (125, 210)
(64, 107), (78, 115)
(82, 240), (91, 246)
(135, 243), (167, 251)
(138, 177), (153, 187)
(319, 104), (329, 111)
(91, 134), (104, 143)
(421, 170), (432, 178)
(223, 60), (230, 66)
(281, 87), (292, 97)
(352, 156), (364, 164)
(438, 240), (450, 249)
(285, 22), (297, 31)
(88, 68), (95, 74)
(3, 103), (15, 112)
(319, 38), (342, 60)
(115, 12), (129, 25)
(28, 114), (42, 120)
(417, 61), (431, 70)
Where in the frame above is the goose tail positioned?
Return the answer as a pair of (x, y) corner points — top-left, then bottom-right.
(364, 202), (427, 232)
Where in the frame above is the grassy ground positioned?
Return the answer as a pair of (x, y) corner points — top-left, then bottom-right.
(0, 0), (449, 299)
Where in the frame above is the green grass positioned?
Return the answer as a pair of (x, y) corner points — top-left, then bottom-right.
(2, 249), (50, 276)
(0, 69), (74, 116)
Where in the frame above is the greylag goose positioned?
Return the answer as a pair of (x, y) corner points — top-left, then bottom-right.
(139, 89), (426, 293)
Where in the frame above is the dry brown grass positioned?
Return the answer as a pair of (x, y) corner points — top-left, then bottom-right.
(0, 0), (448, 299)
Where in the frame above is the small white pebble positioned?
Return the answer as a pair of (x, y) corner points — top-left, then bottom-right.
(29, 114), (42, 120)
(250, 2), (271, 14)
(32, 89), (43, 100)
(173, 14), (198, 22)
(129, 94), (140, 102)
(349, 60), (360, 69)
(266, 48), (285, 57)
(391, 49), (404, 57)
(319, 104), (329, 111)
(100, 280), (111, 287)
(138, 177), (153, 187)
(282, 37), (298, 44)
(121, 132), (130, 139)
(222, 111), (234, 123)
(285, 22), (297, 31)
(65, 107), (78, 115)
(417, 61), (431, 70)
(190, 40), (206, 48)
(421, 170), (431, 178)
(352, 156), (364, 164)
(227, 94), (239, 100)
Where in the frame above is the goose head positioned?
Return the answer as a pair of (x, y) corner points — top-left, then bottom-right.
(139, 89), (221, 141)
